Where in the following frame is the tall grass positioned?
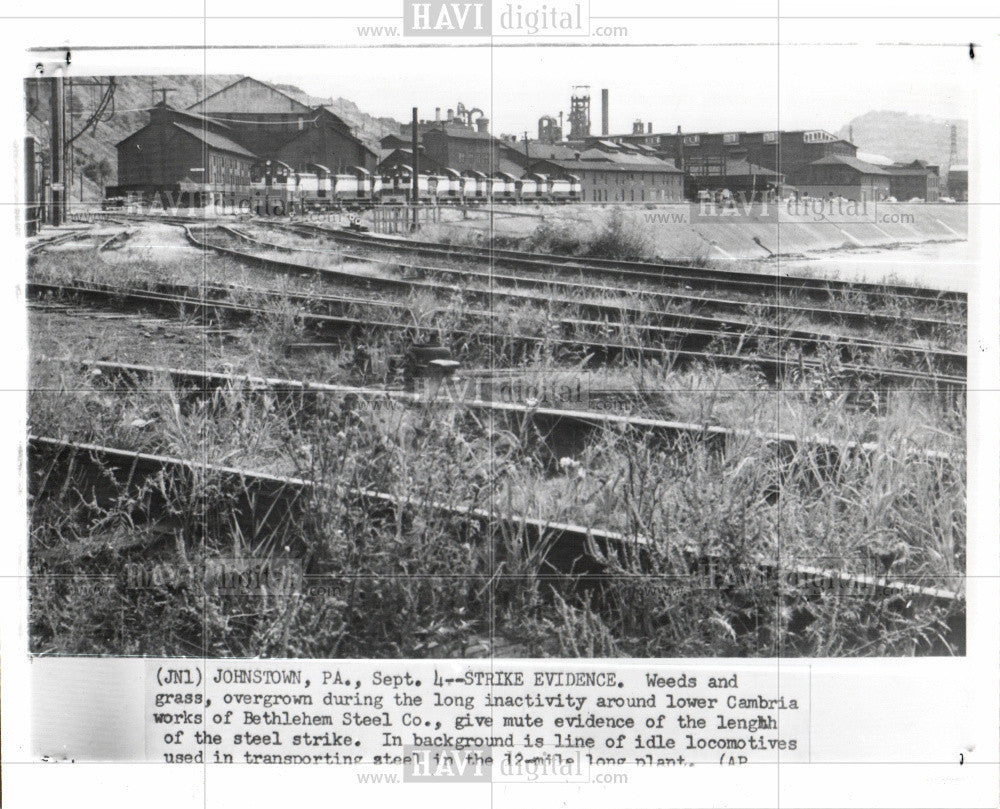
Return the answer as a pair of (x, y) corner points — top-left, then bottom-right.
(29, 357), (964, 657)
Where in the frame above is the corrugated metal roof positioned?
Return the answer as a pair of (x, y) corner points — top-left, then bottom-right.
(171, 122), (257, 158)
(531, 156), (684, 174)
(422, 127), (496, 141)
(808, 154), (889, 174)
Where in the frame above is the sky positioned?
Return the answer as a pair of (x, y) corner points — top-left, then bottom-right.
(260, 43), (972, 137)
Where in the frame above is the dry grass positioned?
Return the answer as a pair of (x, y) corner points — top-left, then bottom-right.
(27, 228), (966, 657)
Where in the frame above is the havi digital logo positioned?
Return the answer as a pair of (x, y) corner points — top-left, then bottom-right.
(404, 1), (492, 36)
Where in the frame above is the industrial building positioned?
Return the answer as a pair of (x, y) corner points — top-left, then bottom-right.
(112, 103), (256, 206)
(598, 127), (859, 192)
(500, 139), (584, 169)
(885, 160), (940, 201)
(419, 127), (503, 175)
(186, 77), (377, 174)
(111, 76), (377, 205)
(377, 146), (445, 175)
(526, 151), (684, 203)
(379, 103), (503, 175)
(797, 154), (891, 202)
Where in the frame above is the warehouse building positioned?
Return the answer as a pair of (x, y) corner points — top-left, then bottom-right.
(797, 154), (890, 202)
(526, 151), (684, 202)
(499, 139), (583, 169)
(111, 103), (255, 206)
(419, 127), (503, 175)
(187, 77), (377, 174)
(599, 128), (858, 191)
(884, 160), (940, 201)
(111, 77), (379, 206)
(377, 146), (445, 175)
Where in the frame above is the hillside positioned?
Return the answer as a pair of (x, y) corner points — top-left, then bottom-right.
(25, 74), (404, 201)
(269, 83), (404, 147)
(25, 74), (241, 202)
(836, 110), (968, 171)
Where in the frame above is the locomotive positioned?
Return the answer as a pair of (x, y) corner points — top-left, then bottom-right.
(245, 159), (581, 214)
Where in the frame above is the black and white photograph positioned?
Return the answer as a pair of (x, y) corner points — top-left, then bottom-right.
(23, 38), (973, 661)
(7, 4), (1000, 807)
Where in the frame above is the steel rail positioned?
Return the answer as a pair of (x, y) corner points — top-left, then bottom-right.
(28, 434), (965, 615)
(222, 223), (964, 350)
(29, 278), (967, 389)
(77, 359), (960, 469)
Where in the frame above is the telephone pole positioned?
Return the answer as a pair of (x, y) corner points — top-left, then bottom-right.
(411, 107), (419, 231)
(49, 75), (66, 225)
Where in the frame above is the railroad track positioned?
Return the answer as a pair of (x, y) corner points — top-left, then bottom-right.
(28, 434), (966, 653)
(26, 229), (93, 255)
(184, 226), (966, 387)
(76, 359), (960, 470)
(221, 224), (964, 348)
(28, 277), (968, 390)
(292, 221), (967, 308)
(102, 213), (967, 312)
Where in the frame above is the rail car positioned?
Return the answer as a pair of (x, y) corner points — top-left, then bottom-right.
(187, 158), (583, 215)
(249, 159), (297, 215)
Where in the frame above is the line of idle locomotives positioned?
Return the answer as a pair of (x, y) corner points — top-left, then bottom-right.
(250, 161), (582, 213)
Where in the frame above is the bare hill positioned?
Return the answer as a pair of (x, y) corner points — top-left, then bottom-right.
(25, 74), (404, 201)
(837, 110), (968, 170)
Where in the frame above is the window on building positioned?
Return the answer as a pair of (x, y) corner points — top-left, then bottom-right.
(723, 132), (740, 144)
(803, 130), (834, 143)
(683, 134), (700, 146)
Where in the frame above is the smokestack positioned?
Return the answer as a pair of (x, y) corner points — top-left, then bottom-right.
(447, 108), (454, 122)
(647, 122), (652, 134)
(476, 117), (489, 133)
(435, 107), (441, 121)
(601, 88), (609, 136)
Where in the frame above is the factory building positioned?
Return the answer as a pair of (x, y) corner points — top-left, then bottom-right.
(384, 103), (490, 149)
(419, 127), (504, 175)
(377, 147), (445, 175)
(797, 154), (891, 202)
(685, 156), (783, 199)
(111, 77), (379, 205)
(600, 128), (858, 191)
(112, 103), (255, 206)
(186, 77), (377, 174)
(884, 160), (940, 201)
(500, 139), (583, 169)
(527, 151), (684, 203)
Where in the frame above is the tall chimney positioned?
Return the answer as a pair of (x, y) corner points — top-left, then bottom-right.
(435, 107), (441, 121)
(601, 88), (609, 136)
(647, 121), (652, 134)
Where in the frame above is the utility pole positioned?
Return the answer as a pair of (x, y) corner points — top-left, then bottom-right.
(523, 131), (530, 164)
(153, 87), (174, 106)
(411, 107), (419, 231)
(49, 75), (66, 225)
